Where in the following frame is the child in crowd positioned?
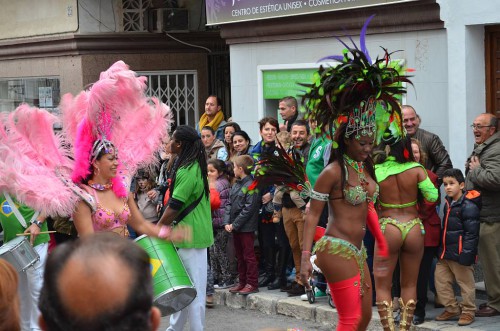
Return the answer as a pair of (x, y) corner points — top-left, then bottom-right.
(134, 170), (159, 223)
(435, 168), (481, 326)
(208, 159), (234, 289)
(271, 131), (306, 223)
(224, 155), (261, 295)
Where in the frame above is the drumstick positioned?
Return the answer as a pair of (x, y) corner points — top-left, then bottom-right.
(16, 231), (57, 236)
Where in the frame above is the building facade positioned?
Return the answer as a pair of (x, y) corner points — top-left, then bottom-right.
(0, 0), (229, 127)
(212, 0), (500, 169)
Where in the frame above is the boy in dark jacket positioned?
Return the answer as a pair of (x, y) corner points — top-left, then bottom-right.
(224, 155), (260, 295)
(435, 168), (481, 326)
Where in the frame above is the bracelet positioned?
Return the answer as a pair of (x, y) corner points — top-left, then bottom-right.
(302, 250), (312, 256)
(158, 225), (172, 239)
(32, 220), (43, 229)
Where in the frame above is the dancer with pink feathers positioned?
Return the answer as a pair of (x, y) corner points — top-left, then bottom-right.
(0, 61), (190, 243)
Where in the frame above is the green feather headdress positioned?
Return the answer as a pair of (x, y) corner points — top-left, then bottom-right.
(300, 15), (413, 145)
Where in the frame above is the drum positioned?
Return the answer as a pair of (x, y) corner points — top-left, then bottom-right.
(0, 237), (40, 272)
(135, 235), (197, 316)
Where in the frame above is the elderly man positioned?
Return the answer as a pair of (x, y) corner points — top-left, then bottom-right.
(465, 113), (500, 317)
(38, 233), (161, 331)
(402, 105), (453, 181)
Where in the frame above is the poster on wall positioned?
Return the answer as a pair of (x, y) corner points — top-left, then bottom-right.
(206, 0), (419, 26)
(39, 87), (53, 108)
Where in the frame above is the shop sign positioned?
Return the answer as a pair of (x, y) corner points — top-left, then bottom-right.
(206, 0), (418, 26)
(263, 68), (316, 99)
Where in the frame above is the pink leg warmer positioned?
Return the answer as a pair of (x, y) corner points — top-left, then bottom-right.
(329, 274), (362, 331)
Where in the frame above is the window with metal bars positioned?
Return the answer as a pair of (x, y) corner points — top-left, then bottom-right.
(138, 70), (199, 128)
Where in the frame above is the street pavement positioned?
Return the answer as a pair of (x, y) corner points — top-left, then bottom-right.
(160, 285), (500, 331)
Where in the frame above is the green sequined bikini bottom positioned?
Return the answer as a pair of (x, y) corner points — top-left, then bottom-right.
(379, 217), (425, 241)
(313, 236), (367, 296)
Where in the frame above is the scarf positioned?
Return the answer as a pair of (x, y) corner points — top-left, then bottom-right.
(198, 110), (224, 132)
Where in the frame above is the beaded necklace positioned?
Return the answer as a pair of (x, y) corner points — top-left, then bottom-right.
(88, 180), (113, 191)
(343, 154), (364, 174)
(343, 154), (368, 189)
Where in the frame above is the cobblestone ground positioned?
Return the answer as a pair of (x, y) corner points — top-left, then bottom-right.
(160, 305), (331, 331)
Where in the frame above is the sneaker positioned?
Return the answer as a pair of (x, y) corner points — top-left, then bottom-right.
(214, 281), (234, 289)
(238, 284), (259, 295)
(287, 283), (306, 297)
(280, 283), (292, 292)
(267, 279), (282, 290)
(435, 310), (461, 321)
(458, 313), (475, 326)
(272, 210), (282, 223)
(229, 283), (245, 293)
(300, 287), (326, 301)
(206, 295), (214, 308)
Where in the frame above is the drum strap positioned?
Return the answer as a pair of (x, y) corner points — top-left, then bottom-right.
(4, 192), (39, 229)
(172, 192), (204, 226)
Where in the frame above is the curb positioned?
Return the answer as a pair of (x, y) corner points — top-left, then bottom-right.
(212, 289), (442, 330)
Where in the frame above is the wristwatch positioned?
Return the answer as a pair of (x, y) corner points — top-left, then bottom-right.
(32, 220), (43, 229)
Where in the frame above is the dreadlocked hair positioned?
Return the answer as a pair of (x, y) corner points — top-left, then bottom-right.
(170, 125), (209, 199)
(330, 123), (375, 199)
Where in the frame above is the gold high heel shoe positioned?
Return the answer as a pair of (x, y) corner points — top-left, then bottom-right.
(399, 298), (417, 331)
(376, 300), (395, 331)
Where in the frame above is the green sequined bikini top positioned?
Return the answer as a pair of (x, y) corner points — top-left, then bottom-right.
(343, 182), (379, 206)
(342, 154), (379, 206)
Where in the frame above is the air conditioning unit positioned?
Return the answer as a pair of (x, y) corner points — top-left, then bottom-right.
(147, 8), (189, 33)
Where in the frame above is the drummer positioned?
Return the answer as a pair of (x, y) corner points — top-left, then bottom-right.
(0, 193), (49, 331)
(158, 125), (214, 331)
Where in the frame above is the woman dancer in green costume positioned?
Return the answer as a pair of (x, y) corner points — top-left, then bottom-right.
(374, 136), (438, 331)
(294, 14), (415, 330)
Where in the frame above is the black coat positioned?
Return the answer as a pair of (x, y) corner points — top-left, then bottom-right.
(223, 175), (260, 233)
(438, 190), (481, 266)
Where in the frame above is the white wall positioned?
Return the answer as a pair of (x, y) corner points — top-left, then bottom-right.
(0, 0), (78, 40)
(78, 0), (120, 33)
(230, 30), (449, 149)
(438, 0), (500, 170)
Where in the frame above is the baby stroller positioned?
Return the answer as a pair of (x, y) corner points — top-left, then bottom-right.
(305, 226), (334, 308)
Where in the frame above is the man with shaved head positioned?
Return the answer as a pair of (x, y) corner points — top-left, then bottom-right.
(38, 233), (161, 331)
(465, 113), (500, 317)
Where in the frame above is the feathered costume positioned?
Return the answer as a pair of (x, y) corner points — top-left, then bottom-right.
(0, 61), (173, 217)
(250, 16), (413, 330)
(248, 140), (311, 197)
(251, 15), (412, 198)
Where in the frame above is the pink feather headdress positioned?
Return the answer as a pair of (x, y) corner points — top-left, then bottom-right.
(62, 60), (173, 198)
(0, 105), (81, 216)
(0, 61), (173, 216)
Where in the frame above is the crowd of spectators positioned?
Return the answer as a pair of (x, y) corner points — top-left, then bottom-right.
(1, 92), (499, 331)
